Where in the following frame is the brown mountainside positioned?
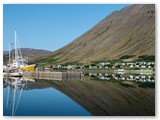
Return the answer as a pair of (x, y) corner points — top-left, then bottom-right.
(3, 48), (51, 64)
(34, 4), (155, 65)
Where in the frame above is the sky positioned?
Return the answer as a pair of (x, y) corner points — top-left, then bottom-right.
(3, 4), (131, 51)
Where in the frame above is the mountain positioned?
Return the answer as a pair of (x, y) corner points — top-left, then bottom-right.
(34, 4), (155, 65)
(3, 48), (51, 64)
(16, 48), (51, 56)
(3, 51), (9, 55)
(3, 48), (51, 55)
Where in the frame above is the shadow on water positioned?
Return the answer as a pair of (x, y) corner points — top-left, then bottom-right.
(3, 71), (155, 116)
(36, 77), (155, 116)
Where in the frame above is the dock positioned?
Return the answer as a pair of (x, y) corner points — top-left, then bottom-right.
(3, 72), (22, 77)
(22, 71), (82, 80)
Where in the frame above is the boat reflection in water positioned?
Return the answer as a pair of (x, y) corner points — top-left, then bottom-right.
(3, 77), (36, 116)
(3, 77), (91, 116)
(3, 71), (155, 116)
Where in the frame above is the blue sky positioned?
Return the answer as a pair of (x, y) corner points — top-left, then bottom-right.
(3, 4), (131, 51)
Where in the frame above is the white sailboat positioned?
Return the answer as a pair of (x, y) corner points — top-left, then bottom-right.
(12, 31), (27, 69)
(3, 31), (37, 77)
(11, 31), (37, 71)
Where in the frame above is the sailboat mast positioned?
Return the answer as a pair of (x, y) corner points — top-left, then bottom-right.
(15, 31), (18, 61)
(9, 43), (11, 65)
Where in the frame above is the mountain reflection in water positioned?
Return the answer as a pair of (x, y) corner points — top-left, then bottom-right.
(3, 72), (155, 116)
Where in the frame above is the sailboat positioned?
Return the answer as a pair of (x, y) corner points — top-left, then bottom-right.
(11, 31), (37, 72)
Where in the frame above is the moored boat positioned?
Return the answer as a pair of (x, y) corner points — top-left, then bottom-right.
(6, 31), (37, 72)
(20, 64), (37, 71)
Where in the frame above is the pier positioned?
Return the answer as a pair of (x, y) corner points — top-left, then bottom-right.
(22, 71), (82, 80)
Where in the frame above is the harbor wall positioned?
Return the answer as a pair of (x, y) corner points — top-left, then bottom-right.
(22, 71), (82, 80)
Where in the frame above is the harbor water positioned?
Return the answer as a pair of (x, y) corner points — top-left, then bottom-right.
(3, 71), (155, 116)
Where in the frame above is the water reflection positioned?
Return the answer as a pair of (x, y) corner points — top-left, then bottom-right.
(83, 72), (155, 83)
(38, 77), (155, 115)
(3, 71), (155, 116)
(3, 77), (26, 116)
(3, 77), (91, 116)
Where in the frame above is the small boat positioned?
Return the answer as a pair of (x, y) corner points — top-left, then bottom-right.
(20, 64), (37, 71)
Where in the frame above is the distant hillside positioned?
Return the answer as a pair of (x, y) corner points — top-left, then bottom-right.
(3, 48), (51, 64)
(33, 4), (155, 65)
(3, 51), (9, 55)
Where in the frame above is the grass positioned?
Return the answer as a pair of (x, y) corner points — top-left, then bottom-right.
(119, 82), (135, 88)
(92, 59), (122, 65)
(36, 58), (60, 67)
(28, 54), (155, 69)
(124, 68), (141, 70)
(137, 82), (155, 88)
(120, 55), (135, 59)
(62, 61), (83, 66)
(46, 58), (59, 63)
(106, 59), (122, 64)
(92, 60), (108, 64)
(133, 55), (155, 62)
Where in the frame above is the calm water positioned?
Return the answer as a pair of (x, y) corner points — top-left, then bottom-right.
(3, 71), (155, 116)
(3, 78), (91, 116)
